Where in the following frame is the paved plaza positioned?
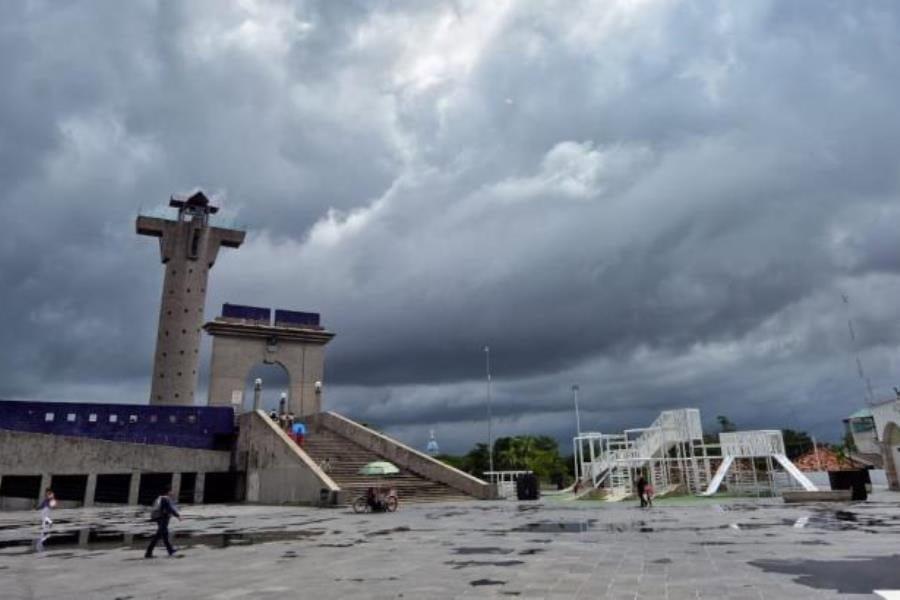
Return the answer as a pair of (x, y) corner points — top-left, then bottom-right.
(1, 493), (899, 599)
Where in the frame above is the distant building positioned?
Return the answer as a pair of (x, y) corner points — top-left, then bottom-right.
(843, 398), (900, 490)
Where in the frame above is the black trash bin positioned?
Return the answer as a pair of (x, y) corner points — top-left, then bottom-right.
(827, 469), (868, 501)
(516, 473), (540, 501)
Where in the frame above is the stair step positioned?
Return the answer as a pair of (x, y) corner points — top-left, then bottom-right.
(301, 428), (473, 505)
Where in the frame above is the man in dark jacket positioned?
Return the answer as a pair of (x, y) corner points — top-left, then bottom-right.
(145, 486), (181, 558)
(636, 475), (648, 508)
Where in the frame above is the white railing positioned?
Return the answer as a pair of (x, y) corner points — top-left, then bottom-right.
(719, 430), (785, 457)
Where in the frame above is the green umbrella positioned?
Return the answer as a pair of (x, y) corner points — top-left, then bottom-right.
(358, 461), (400, 476)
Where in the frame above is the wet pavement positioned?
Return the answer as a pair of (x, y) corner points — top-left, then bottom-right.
(1, 491), (899, 599)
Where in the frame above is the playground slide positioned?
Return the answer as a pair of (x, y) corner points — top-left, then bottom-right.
(773, 454), (818, 492)
(700, 456), (734, 496)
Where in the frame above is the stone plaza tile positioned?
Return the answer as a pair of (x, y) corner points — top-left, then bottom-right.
(1, 493), (899, 598)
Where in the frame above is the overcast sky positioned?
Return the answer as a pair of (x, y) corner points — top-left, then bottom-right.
(2, 0), (900, 454)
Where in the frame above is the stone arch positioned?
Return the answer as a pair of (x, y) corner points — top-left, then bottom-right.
(204, 311), (334, 417)
(243, 361), (291, 413)
(882, 421), (900, 491)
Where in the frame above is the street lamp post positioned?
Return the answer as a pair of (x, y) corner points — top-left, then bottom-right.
(253, 378), (263, 412)
(572, 384), (582, 436)
(484, 346), (494, 479)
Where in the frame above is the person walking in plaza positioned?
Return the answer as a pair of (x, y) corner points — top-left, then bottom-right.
(145, 485), (181, 558)
(635, 475), (648, 508)
(36, 488), (56, 550)
(644, 482), (654, 508)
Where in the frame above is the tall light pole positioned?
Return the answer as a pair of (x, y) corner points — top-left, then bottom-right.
(484, 345), (494, 478)
(253, 378), (263, 412)
(572, 384), (582, 436)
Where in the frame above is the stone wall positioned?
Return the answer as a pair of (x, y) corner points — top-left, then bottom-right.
(0, 429), (230, 475)
(236, 410), (342, 505)
(0, 429), (232, 508)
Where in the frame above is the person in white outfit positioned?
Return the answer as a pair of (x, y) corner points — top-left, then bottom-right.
(36, 488), (56, 551)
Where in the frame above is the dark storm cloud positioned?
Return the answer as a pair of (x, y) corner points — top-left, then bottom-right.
(2, 0), (900, 452)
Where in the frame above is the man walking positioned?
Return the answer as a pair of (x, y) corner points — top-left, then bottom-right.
(145, 485), (181, 558)
(635, 475), (648, 508)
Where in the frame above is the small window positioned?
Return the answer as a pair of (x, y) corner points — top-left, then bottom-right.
(149, 415), (158, 423)
(187, 415), (197, 425)
(66, 413), (76, 422)
(44, 412), (55, 422)
(169, 415), (177, 424)
(109, 414), (118, 423)
(88, 414), (98, 423)
(129, 415), (138, 424)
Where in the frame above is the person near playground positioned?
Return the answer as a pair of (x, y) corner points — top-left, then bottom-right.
(636, 475), (648, 508)
(145, 486), (182, 558)
(644, 482), (654, 507)
(36, 488), (56, 550)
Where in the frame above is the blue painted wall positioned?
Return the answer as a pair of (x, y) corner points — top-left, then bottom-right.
(0, 400), (235, 450)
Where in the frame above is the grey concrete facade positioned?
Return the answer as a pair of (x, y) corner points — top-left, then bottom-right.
(136, 192), (245, 406)
(0, 429), (230, 508)
(205, 318), (334, 417)
(236, 410), (341, 505)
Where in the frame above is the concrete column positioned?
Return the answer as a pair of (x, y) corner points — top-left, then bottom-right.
(171, 472), (182, 501)
(127, 472), (141, 505)
(194, 472), (205, 504)
(83, 473), (98, 507)
(39, 473), (51, 501)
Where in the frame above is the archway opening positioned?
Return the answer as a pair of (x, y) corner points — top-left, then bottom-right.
(883, 421), (900, 491)
(244, 362), (290, 414)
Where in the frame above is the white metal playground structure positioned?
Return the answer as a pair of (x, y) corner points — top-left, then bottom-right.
(572, 409), (818, 500)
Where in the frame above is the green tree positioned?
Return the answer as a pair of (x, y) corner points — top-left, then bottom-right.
(782, 429), (813, 460)
(437, 436), (572, 485)
(716, 415), (737, 433)
(462, 443), (491, 477)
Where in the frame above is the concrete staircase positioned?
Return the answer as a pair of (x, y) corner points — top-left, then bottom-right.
(301, 429), (473, 504)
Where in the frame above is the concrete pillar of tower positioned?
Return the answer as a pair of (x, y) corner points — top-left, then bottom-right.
(38, 473), (51, 502)
(83, 473), (98, 507)
(194, 472), (205, 504)
(137, 192), (245, 406)
(127, 472), (141, 505)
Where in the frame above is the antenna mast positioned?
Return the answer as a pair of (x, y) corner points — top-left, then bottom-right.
(842, 293), (876, 406)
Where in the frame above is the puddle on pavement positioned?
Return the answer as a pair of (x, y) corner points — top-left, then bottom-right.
(426, 510), (469, 520)
(470, 578), (507, 586)
(749, 554), (900, 594)
(511, 520), (595, 533)
(448, 560), (525, 570)
(454, 547), (513, 555)
(0, 528), (326, 554)
(365, 526), (411, 537)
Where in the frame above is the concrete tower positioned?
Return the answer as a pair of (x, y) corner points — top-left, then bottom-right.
(137, 192), (245, 405)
